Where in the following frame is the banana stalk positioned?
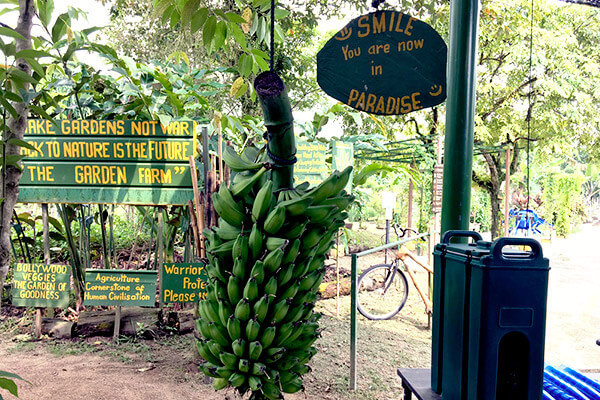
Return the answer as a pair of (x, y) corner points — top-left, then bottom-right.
(254, 71), (296, 191)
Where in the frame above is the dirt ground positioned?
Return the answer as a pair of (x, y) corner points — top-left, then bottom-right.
(1, 224), (599, 399)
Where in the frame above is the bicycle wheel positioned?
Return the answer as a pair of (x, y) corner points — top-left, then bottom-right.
(357, 263), (409, 320)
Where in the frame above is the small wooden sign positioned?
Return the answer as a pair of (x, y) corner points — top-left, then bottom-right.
(317, 10), (447, 115)
(84, 269), (157, 306)
(11, 263), (71, 308)
(161, 263), (209, 303)
(294, 140), (329, 187)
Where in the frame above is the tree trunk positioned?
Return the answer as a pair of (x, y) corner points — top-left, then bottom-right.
(0, 0), (34, 310)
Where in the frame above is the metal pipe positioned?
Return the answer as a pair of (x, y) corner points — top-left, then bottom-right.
(440, 0), (481, 237)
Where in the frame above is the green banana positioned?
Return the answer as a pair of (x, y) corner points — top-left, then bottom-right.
(209, 322), (231, 347)
(272, 298), (291, 323)
(214, 218), (242, 241)
(213, 377), (229, 390)
(252, 362), (267, 376)
(253, 294), (270, 323)
(207, 340), (223, 360)
(199, 363), (220, 378)
(243, 276), (259, 301)
(303, 173), (339, 205)
(300, 226), (325, 249)
(196, 319), (211, 340)
(303, 205), (338, 221)
(320, 194), (355, 211)
(263, 368), (280, 384)
(227, 275), (242, 304)
(280, 321), (304, 346)
(252, 180), (273, 222)
(265, 236), (288, 251)
(232, 337), (246, 358)
(208, 239), (235, 258)
(228, 372), (247, 388)
(299, 270), (321, 291)
(227, 315), (242, 341)
(331, 165), (353, 195)
(222, 145), (263, 172)
(264, 275), (278, 296)
(232, 257), (245, 279)
(248, 224), (264, 260)
(216, 366), (234, 379)
(282, 303), (305, 324)
(245, 318), (261, 341)
(277, 263), (294, 286)
(261, 381), (282, 400)
(282, 239), (301, 264)
(273, 322), (294, 346)
(260, 325), (276, 348)
(248, 375), (263, 391)
(213, 191), (245, 228)
(232, 235), (249, 262)
(220, 352), (238, 370)
(280, 220), (308, 239)
(231, 166), (267, 198)
(263, 247), (284, 273)
(281, 376), (303, 394)
(292, 363), (311, 375)
(250, 260), (265, 284)
(218, 301), (232, 327)
(263, 205), (286, 234)
(278, 195), (313, 216)
(279, 282), (300, 299)
(238, 358), (250, 373)
(248, 340), (263, 360)
(234, 297), (251, 321)
(196, 340), (220, 365)
(291, 259), (310, 280)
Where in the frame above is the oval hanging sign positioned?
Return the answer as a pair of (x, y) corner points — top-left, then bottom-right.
(317, 10), (447, 116)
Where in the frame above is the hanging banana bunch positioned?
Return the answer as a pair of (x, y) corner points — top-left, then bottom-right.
(196, 71), (353, 400)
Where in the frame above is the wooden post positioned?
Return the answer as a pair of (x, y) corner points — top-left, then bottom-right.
(217, 117), (224, 184)
(156, 210), (165, 308)
(42, 204), (54, 319)
(504, 147), (512, 237)
(113, 305), (121, 341)
(336, 231), (340, 318)
(189, 156), (205, 257)
(408, 175), (414, 233)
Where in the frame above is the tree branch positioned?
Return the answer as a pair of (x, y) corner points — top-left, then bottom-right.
(481, 76), (538, 120)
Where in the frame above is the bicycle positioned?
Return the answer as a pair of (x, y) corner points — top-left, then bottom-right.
(357, 226), (432, 320)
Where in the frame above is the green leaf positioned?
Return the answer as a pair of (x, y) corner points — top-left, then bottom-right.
(353, 163), (395, 186)
(9, 68), (38, 85)
(181, 0), (200, 29)
(250, 48), (268, 59)
(0, 27), (25, 41)
(202, 15), (217, 51)
(157, 114), (172, 127)
(161, 5), (175, 25)
(252, 53), (268, 72)
(0, 371), (24, 381)
(49, 231), (65, 241)
(51, 13), (70, 43)
(238, 53), (252, 77)
(229, 23), (247, 49)
(169, 9), (181, 28)
(275, 8), (290, 20)
(213, 9), (227, 19)
(225, 12), (246, 24)
(1, 89), (22, 103)
(8, 139), (38, 153)
(0, 96), (18, 119)
(0, 377), (18, 397)
(15, 49), (50, 59)
(190, 8), (208, 34)
(1, 154), (24, 167)
(36, 0), (54, 27)
(153, 0), (173, 19)
(213, 20), (227, 51)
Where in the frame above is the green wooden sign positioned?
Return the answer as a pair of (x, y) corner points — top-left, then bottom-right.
(294, 139), (329, 187)
(161, 262), (209, 303)
(21, 162), (191, 187)
(11, 263), (71, 308)
(84, 269), (157, 306)
(19, 119), (204, 206)
(317, 10), (447, 115)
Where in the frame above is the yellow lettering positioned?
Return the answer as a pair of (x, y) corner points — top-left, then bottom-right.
(373, 12), (385, 34)
(357, 15), (370, 37)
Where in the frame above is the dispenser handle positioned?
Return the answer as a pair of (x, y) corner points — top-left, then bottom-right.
(490, 237), (544, 263)
(441, 230), (483, 244)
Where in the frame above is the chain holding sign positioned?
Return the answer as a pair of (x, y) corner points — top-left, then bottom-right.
(317, 10), (447, 115)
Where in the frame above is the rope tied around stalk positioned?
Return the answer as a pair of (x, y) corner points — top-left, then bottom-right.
(263, 125), (297, 166)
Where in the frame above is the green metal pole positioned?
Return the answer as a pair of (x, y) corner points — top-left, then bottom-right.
(432, 0), (481, 393)
(350, 253), (357, 390)
(440, 0), (480, 236)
